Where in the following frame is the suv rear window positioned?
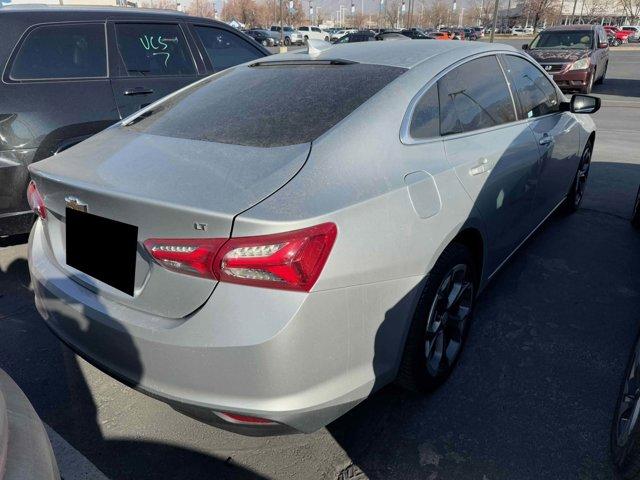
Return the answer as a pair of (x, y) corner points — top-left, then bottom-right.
(127, 62), (406, 147)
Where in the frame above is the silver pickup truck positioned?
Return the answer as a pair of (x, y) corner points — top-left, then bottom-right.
(269, 25), (304, 46)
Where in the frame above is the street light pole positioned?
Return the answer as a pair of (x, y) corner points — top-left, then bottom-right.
(279, 0), (284, 45)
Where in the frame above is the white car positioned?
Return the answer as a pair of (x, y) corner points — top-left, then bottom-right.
(298, 25), (330, 42)
(511, 27), (528, 36)
(331, 29), (356, 41)
(622, 26), (640, 42)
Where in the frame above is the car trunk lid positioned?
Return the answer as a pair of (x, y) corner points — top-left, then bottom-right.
(29, 127), (310, 319)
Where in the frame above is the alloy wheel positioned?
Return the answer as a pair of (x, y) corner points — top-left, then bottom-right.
(615, 348), (640, 453)
(574, 146), (592, 208)
(424, 264), (474, 376)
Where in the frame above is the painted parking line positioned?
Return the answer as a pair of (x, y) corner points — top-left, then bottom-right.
(45, 424), (110, 480)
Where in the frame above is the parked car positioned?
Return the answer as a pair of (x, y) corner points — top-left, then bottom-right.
(611, 331), (640, 478)
(523, 24), (609, 94)
(334, 30), (376, 43)
(463, 28), (478, 40)
(375, 31), (412, 41)
(28, 41), (599, 436)
(0, 368), (60, 479)
(246, 29), (277, 46)
(297, 25), (330, 42)
(604, 25), (631, 46)
(632, 186), (640, 228)
(621, 26), (640, 42)
(330, 29), (356, 41)
(473, 26), (485, 37)
(428, 31), (452, 40)
(400, 29), (432, 39)
(511, 27), (528, 36)
(0, 6), (269, 238)
(269, 25), (303, 45)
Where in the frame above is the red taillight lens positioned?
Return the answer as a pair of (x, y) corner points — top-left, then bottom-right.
(144, 223), (337, 291)
(214, 223), (337, 292)
(26, 180), (46, 219)
(143, 238), (226, 279)
(214, 411), (277, 426)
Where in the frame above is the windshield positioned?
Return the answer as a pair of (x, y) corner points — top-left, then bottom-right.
(531, 31), (594, 49)
(126, 62), (406, 147)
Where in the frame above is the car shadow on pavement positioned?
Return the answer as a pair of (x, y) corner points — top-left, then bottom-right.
(0, 245), (266, 480)
(328, 160), (640, 480)
(593, 78), (640, 98)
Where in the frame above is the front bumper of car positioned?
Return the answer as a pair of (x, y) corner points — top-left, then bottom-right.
(551, 69), (592, 90)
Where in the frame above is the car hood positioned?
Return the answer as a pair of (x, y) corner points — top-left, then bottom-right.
(527, 49), (591, 63)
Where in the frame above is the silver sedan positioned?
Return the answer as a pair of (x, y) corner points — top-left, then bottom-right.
(27, 41), (598, 435)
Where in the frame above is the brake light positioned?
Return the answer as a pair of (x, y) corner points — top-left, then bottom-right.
(214, 223), (337, 292)
(144, 223), (337, 291)
(143, 238), (226, 279)
(26, 181), (46, 219)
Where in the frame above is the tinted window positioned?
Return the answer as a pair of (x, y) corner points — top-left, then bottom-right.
(128, 63), (406, 147)
(115, 23), (195, 76)
(502, 55), (559, 118)
(299, 27), (309, 31)
(195, 26), (262, 71)
(11, 24), (106, 80)
(438, 56), (516, 135)
(312, 27), (321, 32)
(530, 31), (593, 49)
(410, 85), (439, 139)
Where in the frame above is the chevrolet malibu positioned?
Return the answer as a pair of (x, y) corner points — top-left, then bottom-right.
(27, 41), (599, 435)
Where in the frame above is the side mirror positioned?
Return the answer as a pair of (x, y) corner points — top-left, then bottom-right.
(598, 42), (609, 48)
(563, 94), (601, 114)
(522, 44), (529, 50)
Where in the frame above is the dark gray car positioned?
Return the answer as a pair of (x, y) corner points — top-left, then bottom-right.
(0, 5), (268, 237)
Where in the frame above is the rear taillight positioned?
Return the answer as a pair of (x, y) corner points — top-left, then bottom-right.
(143, 238), (226, 279)
(26, 180), (46, 219)
(144, 223), (337, 292)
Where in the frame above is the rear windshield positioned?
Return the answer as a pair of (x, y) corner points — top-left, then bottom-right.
(531, 31), (593, 49)
(127, 62), (406, 147)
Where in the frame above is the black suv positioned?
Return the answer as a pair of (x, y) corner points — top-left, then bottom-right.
(0, 6), (268, 236)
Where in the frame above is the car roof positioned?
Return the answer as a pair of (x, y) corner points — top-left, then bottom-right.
(0, 5), (223, 24)
(267, 40), (517, 69)
(543, 24), (600, 32)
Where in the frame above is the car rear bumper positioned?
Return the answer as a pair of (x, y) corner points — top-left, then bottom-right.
(0, 369), (59, 480)
(28, 220), (421, 434)
(552, 70), (592, 90)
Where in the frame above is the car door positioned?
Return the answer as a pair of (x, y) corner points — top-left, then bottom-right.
(0, 21), (118, 230)
(439, 55), (542, 274)
(189, 24), (266, 73)
(500, 54), (580, 225)
(108, 21), (201, 118)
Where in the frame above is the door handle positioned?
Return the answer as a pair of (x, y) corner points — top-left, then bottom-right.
(469, 157), (491, 176)
(539, 134), (554, 146)
(124, 87), (154, 96)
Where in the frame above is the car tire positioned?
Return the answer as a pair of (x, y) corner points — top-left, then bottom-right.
(581, 72), (594, 94)
(595, 62), (607, 85)
(262, 40), (268, 46)
(396, 243), (477, 393)
(284, 37), (291, 46)
(304, 35), (309, 43)
(324, 36), (329, 42)
(614, 39), (621, 46)
(631, 186), (640, 229)
(563, 140), (592, 213)
(611, 332), (640, 479)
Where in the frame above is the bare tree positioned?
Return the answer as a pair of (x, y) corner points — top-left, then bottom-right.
(524, 0), (560, 32)
(187, 0), (216, 18)
(619, 0), (640, 21)
(141, 0), (178, 9)
(221, 0), (260, 25)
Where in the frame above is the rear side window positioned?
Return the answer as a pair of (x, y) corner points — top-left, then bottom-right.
(127, 63), (406, 147)
(501, 55), (559, 118)
(115, 23), (196, 76)
(409, 85), (439, 139)
(438, 56), (516, 135)
(194, 26), (262, 71)
(11, 23), (106, 80)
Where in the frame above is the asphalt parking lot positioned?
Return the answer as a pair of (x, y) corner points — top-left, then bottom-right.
(1, 42), (639, 480)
